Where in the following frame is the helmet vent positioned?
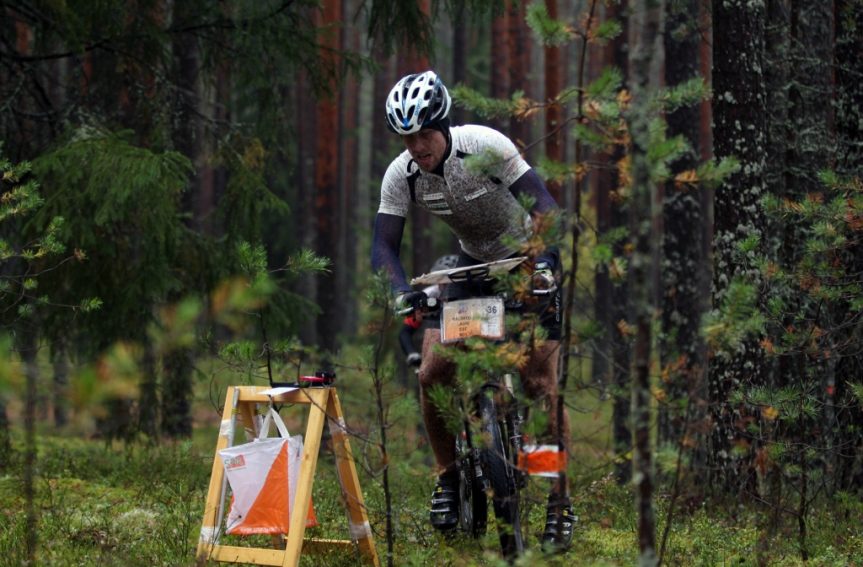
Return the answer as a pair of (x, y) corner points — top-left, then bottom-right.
(385, 70), (451, 135)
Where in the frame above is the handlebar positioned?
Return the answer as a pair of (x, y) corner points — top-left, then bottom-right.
(408, 256), (556, 295)
(409, 256), (529, 287)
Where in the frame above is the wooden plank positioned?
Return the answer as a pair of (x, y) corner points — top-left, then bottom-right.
(232, 386), (327, 405)
(327, 390), (380, 566)
(196, 386), (239, 561)
(237, 399), (258, 441)
(208, 538), (355, 565)
(210, 544), (285, 565)
(304, 537), (355, 546)
(282, 388), (329, 566)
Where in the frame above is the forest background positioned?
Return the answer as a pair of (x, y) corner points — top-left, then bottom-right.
(1, 0), (862, 566)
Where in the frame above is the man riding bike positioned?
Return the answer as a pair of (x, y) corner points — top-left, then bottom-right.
(371, 70), (574, 551)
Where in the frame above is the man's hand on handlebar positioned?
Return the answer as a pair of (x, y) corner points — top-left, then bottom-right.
(395, 290), (430, 316)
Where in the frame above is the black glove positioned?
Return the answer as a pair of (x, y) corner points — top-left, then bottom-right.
(395, 290), (428, 314)
(532, 258), (557, 294)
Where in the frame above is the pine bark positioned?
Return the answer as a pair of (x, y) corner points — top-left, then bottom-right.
(659, 0), (706, 449)
(51, 341), (69, 427)
(451, 2), (468, 126)
(19, 325), (39, 564)
(834, 0), (863, 494)
(709, 0), (769, 492)
(397, 0), (432, 282)
(628, 1), (664, 563)
(161, 349), (193, 438)
(314, 0), (343, 352)
(544, 0), (564, 204)
(296, 68), (318, 346)
(508, 0), (531, 151)
(339, 0), (361, 334)
(593, 0), (633, 484)
(490, 5), (510, 133)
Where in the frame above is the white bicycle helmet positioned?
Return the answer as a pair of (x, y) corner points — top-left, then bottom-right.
(385, 71), (452, 135)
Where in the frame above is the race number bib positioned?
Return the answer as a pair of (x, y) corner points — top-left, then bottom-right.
(440, 297), (505, 343)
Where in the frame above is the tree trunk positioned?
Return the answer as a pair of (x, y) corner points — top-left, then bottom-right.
(161, 349), (194, 438)
(593, 0), (633, 485)
(340, 0), (361, 334)
(166, 0), (204, 435)
(372, 54), (395, 183)
(757, 2), (790, 554)
(709, 0), (769, 493)
(138, 341), (160, 440)
(544, 0), (564, 204)
(51, 340), (70, 427)
(11, 16), (35, 160)
(295, 68), (318, 346)
(627, 1), (664, 564)
(834, 0), (863, 494)
(0, 399), (10, 473)
(780, 6), (835, 540)
(508, 0), (531, 152)
(451, 2), (468, 126)
(314, 0), (343, 353)
(835, 0), (863, 173)
(659, 0), (707, 450)
(490, 5), (510, 133)
(208, 56), (231, 236)
(397, 0), (432, 282)
(19, 326), (39, 564)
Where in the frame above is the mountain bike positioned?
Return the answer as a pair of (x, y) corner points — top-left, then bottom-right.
(403, 256), (556, 559)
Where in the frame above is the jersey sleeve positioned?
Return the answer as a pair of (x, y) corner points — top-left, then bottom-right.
(378, 159), (410, 217)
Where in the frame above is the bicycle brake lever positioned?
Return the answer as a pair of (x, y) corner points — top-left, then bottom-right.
(531, 285), (558, 296)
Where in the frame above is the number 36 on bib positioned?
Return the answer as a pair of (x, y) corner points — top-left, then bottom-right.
(440, 297), (505, 343)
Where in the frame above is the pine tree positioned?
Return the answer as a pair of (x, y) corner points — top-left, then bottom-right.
(627, 1), (664, 563)
(708, 0), (769, 493)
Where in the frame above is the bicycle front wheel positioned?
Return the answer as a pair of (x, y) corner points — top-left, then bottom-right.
(477, 388), (524, 559)
(456, 433), (487, 538)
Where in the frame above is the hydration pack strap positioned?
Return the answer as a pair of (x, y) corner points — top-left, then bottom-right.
(406, 160), (421, 204)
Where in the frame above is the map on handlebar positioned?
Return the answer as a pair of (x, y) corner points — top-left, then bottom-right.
(410, 256), (528, 287)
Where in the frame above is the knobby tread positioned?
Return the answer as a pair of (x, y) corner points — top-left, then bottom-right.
(477, 388), (524, 558)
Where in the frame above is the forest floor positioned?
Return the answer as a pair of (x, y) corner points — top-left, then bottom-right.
(1, 356), (862, 566)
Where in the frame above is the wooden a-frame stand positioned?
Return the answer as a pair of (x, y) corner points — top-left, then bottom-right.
(196, 385), (379, 567)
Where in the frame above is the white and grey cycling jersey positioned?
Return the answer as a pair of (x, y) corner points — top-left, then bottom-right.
(379, 124), (533, 262)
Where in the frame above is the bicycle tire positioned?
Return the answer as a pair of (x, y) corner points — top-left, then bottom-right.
(456, 434), (487, 537)
(477, 388), (524, 559)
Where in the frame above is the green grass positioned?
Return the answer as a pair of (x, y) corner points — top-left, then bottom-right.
(2, 363), (862, 566)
